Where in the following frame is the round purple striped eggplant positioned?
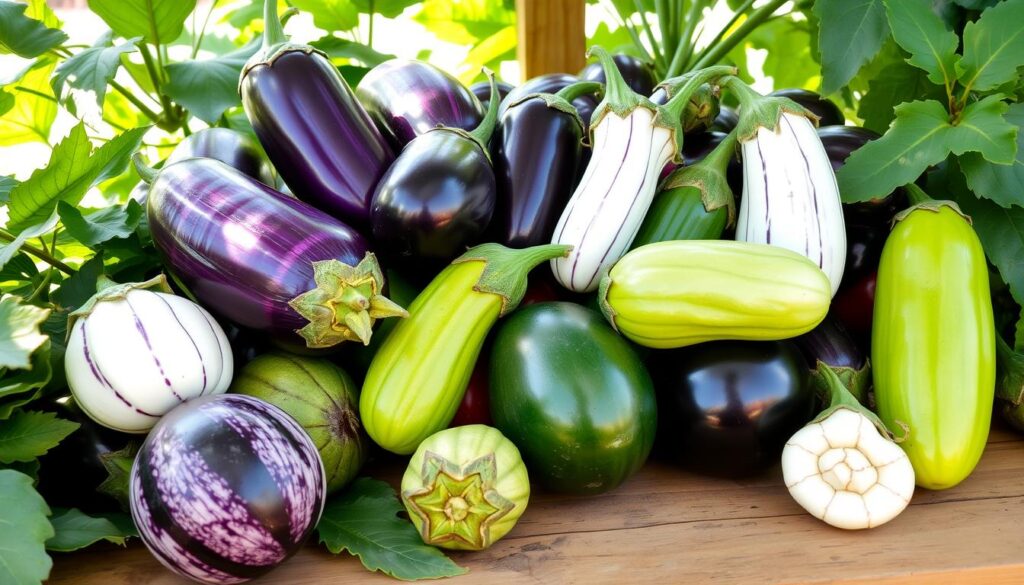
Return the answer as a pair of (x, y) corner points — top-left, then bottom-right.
(499, 73), (601, 128)
(239, 0), (394, 228)
(143, 156), (408, 350)
(130, 394), (325, 585)
(356, 59), (484, 149)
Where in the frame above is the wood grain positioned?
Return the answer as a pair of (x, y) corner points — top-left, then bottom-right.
(515, 0), (586, 78)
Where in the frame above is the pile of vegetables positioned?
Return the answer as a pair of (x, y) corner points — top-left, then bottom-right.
(3, 0), (1024, 583)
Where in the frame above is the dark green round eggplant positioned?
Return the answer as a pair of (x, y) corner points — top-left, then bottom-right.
(489, 302), (656, 494)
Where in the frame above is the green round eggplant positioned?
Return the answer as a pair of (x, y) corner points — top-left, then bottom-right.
(489, 302), (656, 494)
(231, 352), (367, 494)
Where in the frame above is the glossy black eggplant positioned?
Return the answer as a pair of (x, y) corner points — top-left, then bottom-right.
(818, 125), (905, 226)
(794, 314), (870, 403)
(769, 88), (845, 126)
(490, 82), (593, 248)
(499, 73), (601, 128)
(166, 127), (276, 187)
(711, 106), (739, 133)
(579, 53), (656, 96)
(370, 77), (501, 266)
(649, 340), (814, 477)
(357, 59), (485, 149)
(842, 223), (887, 289)
(239, 0), (394, 228)
(470, 79), (514, 109)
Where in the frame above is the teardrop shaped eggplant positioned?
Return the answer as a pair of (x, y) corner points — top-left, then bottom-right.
(499, 73), (601, 128)
(166, 127), (276, 187)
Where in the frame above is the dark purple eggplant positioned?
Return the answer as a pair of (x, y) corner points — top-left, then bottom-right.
(357, 59), (484, 149)
(139, 156), (407, 350)
(711, 106), (739, 133)
(842, 223), (887, 290)
(818, 125), (906, 226)
(369, 76), (501, 267)
(167, 127), (276, 187)
(490, 82), (594, 248)
(579, 53), (656, 96)
(794, 314), (870, 403)
(769, 88), (845, 126)
(239, 0), (395, 228)
(499, 73), (601, 129)
(471, 79), (514, 110)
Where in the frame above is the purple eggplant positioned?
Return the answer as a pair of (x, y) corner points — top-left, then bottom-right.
(794, 314), (871, 403)
(711, 106), (739, 133)
(357, 59), (485, 150)
(140, 156), (407, 350)
(490, 82), (595, 248)
(769, 88), (845, 126)
(130, 394), (324, 585)
(579, 54), (656, 96)
(167, 127), (276, 187)
(818, 125), (906, 226)
(239, 0), (394, 228)
(369, 75), (501, 267)
(470, 79), (514, 109)
(499, 73), (601, 129)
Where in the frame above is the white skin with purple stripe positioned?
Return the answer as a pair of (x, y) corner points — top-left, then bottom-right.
(65, 289), (234, 433)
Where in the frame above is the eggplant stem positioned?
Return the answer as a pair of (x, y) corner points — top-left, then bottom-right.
(468, 69), (500, 148)
(903, 183), (933, 205)
(452, 243), (571, 316)
(589, 45), (634, 113)
(262, 0), (287, 48)
(555, 81), (603, 103)
(132, 153), (159, 185)
(661, 65), (735, 123)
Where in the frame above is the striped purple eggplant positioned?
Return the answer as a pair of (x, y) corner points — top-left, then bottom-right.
(239, 0), (394, 228)
(356, 59), (484, 149)
(141, 156), (407, 350)
(130, 394), (325, 585)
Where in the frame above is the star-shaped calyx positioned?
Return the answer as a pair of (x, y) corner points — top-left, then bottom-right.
(288, 253), (408, 348)
(403, 452), (515, 550)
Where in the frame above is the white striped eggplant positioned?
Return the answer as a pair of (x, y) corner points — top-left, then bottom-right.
(65, 275), (233, 434)
(139, 156), (407, 350)
(728, 78), (847, 296)
(130, 394), (325, 584)
(549, 47), (733, 292)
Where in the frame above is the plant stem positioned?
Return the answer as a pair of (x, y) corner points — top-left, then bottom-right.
(368, 0), (375, 47)
(634, 0), (666, 74)
(139, 44), (174, 115)
(0, 230), (75, 275)
(693, 0), (754, 69)
(904, 183), (933, 205)
(692, 0), (787, 70)
(192, 0), (219, 59)
(602, 0), (655, 65)
(26, 268), (54, 304)
(108, 79), (161, 122)
(12, 86), (58, 103)
(656, 0), (673, 64)
(666, 0), (706, 77)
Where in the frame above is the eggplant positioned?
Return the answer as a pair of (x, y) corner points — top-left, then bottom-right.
(166, 127), (275, 187)
(470, 79), (514, 109)
(579, 53), (656, 96)
(794, 314), (870, 403)
(140, 156), (407, 350)
(499, 73), (601, 128)
(711, 106), (739, 133)
(842, 223), (887, 290)
(369, 76), (501, 267)
(357, 59), (485, 149)
(239, 0), (395, 228)
(651, 75), (720, 134)
(490, 82), (594, 248)
(769, 88), (845, 126)
(818, 125), (906, 225)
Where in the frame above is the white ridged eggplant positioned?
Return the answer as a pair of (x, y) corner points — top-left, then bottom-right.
(66, 275), (233, 433)
(729, 78), (846, 296)
(550, 47), (734, 292)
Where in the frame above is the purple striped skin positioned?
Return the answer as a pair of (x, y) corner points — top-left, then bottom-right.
(240, 50), (394, 228)
(147, 158), (372, 346)
(130, 394), (325, 585)
(356, 59), (485, 150)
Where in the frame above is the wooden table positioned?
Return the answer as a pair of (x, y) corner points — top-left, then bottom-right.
(50, 426), (1024, 585)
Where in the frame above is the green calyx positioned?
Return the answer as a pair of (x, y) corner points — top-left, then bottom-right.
(288, 253), (408, 348)
(657, 73), (724, 133)
(661, 130), (739, 226)
(132, 153), (158, 185)
(451, 243), (570, 317)
(811, 361), (905, 442)
(67, 274), (173, 337)
(723, 76), (816, 143)
(403, 451), (514, 551)
(427, 69), (501, 162)
(892, 197), (971, 225)
(597, 274), (618, 331)
(239, 0), (327, 86)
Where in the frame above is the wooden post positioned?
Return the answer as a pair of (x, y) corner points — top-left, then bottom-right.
(516, 0), (587, 78)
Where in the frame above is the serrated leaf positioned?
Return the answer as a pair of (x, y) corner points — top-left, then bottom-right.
(857, 59), (946, 133)
(0, 209), (58, 272)
(164, 38), (259, 124)
(290, 0), (359, 32)
(46, 508), (135, 552)
(0, 338), (50, 415)
(0, 296), (49, 370)
(0, 470), (53, 585)
(1, 458), (40, 480)
(50, 253), (104, 311)
(0, 410), (78, 463)
(87, 0), (197, 45)
(957, 0), (1024, 93)
(415, 0), (516, 45)
(952, 94), (1017, 164)
(51, 32), (139, 111)
(883, 0), (959, 87)
(0, 0), (68, 59)
(815, 0), (889, 95)
(309, 36), (396, 67)
(351, 0), (420, 17)
(317, 478), (467, 580)
(58, 201), (142, 248)
(0, 57), (57, 146)
(961, 103), (1024, 206)
(98, 442), (138, 511)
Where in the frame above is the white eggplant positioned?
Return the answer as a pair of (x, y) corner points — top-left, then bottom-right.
(730, 80), (846, 296)
(66, 276), (233, 433)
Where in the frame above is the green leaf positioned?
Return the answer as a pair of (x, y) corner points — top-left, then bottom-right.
(51, 32), (139, 111)
(961, 102), (1024, 206)
(290, 0), (359, 32)
(856, 59), (946, 133)
(164, 38), (259, 124)
(0, 209), (58, 272)
(952, 94), (1017, 164)
(586, 21), (639, 56)
(6, 125), (149, 233)
(415, 0), (516, 45)
(58, 201), (142, 247)
(0, 88), (13, 117)
(0, 57), (57, 146)
(317, 478), (467, 580)
(46, 508), (134, 552)
(0, 296), (49, 370)
(0, 0), (68, 58)
(815, 0), (889, 95)
(309, 36), (396, 67)
(98, 442), (138, 511)
(757, 18), (819, 91)
(883, 0), (959, 87)
(954, 0), (1000, 8)
(338, 64), (371, 87)
(457, 24), (516, 85)
(0, 410), (78, 463)
(87, 0), (198, 45)
(1, 458), (40, 480)
(957, 0), (1024, 93)
(51, 253), (104, 311)
(0, 470), (53, 585)
(0, 339), (51, 421)
(350, 0), (420, 17)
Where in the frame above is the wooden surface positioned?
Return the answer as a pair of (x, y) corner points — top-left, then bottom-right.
(516, 0), (586, 78)
(51, 426), (1024, 585)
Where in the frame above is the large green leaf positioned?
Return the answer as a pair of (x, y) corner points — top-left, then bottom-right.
(415, 0), (515, 45)
(290, 0), (359, 32)
(0, 470), (53, 585)
(757, 18), (820, 91)
(0, 0), (68, 58)
(0, 296), (49, 370)
(961, 103), (1024, 207)
(0, 340), (50, 407)
(164, 38), (259, 124)
(317, 478), (467, 580)
(351, 0), (420, 17)
(950, 94), (1017, 164)
(0, 57), (57, 146)
(97, 442), (138, 510)
(0, 210), (59, 272)
(815, 0), (889, 95)
(457, 24), (516, 85)
(309, 36), (396, 67)
(50, 253), (104, 311)
(45, 508), (135, 552)
(856, 59), (946, 133)
(51, 32), (139, 111)
(882, 0), (959, 88)
(57, 201), (143, 248)
(957, 0), (1024, 93)
(0, 88), (13, 117)
(87, 0), (197, 46)
(0, 410), (78, 464)
(0, 176), (17, 205)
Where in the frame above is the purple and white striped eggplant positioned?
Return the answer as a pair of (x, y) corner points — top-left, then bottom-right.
(549, 48), (733, 292)
(728, 78), (847, 296)
(65, 276), (233, 433)
(130, 394), (325, 585)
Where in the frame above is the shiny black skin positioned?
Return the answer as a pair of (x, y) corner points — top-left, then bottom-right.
(166, 127), (276, 187)
(769, 88), (845, 126)
(370, 130), (495, 266)
(499, 74), (600, 129)
(579, 54), (656, 97)
(471, 79), (515, 109)
(842, 223), (888, 290)
(818, 125), (906, 232)
(648, 340), (814, 477)
(710, 106), (739, 133)
(491, 97), (584, 248)
(794, 314), (866, 371)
